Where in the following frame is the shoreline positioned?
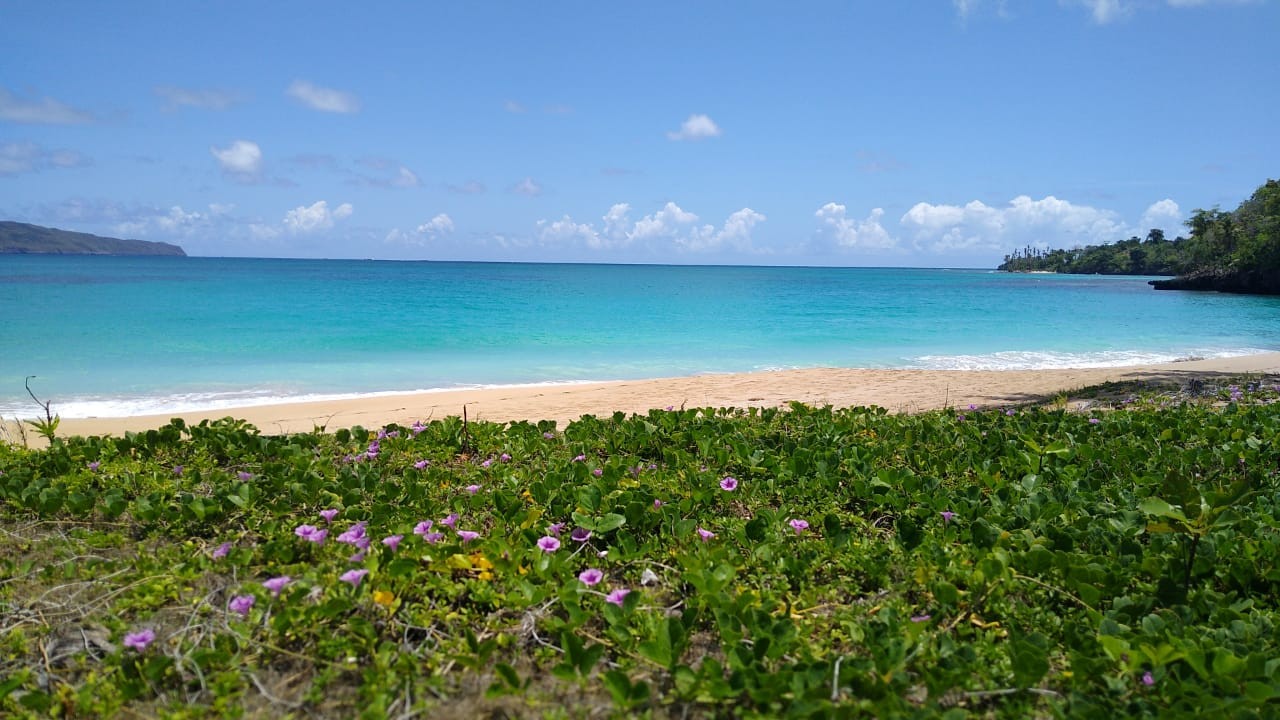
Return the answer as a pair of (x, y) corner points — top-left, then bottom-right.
(6, 352), (1279, 443)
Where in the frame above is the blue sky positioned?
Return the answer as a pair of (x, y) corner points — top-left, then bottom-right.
(2, 1), (1276, 266)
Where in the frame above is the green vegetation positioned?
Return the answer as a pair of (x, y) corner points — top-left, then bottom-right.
(0, 221), (186, 256)
(3, 383), (1280, 718)
(998, 230), (1191, 276)
(999, 179), (1280, 294)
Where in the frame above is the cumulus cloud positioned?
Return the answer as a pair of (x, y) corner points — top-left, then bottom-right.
(284, 200), (353, 234)
(1140, 198), (1183, 236)
(0, 142), (90, 176)
(512, 177), (543, 196)
(417, 213), (454, 237)
(0, 87), (94, 124)
(114, 203), (234, 238)
(900, 194), (1129, 251)
(286, 80), (360, 114)
(814, 203), (896, 249)
(154, 85), (242, 111)
(667, 114), (722, 141)
(537, 202), (766, 253)
(210, 140), (263, 182)
(447, 180), (486, 194)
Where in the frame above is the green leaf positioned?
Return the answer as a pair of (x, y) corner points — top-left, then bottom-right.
(1009, 633), (1050, 687)
(1138, 497), (1188, 523)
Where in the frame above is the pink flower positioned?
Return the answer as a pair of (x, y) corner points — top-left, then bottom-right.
(212, 541), (233, 559)
(500, 453), (511, 462)
(720, 476), (738, 492)
(440, 513), (459, 528)
(123, 628), (155, 652)
(414, 520), (434, 536)
(697, 527), (715, 542)
(788, 519), (809, 534)
(592, 468), (603, 477)
(579, 568), (604, 586)
(262, 576), (291, 597)
(653, 499), (663, 509)
(537, 536), (561, 552)
(465, 484), (481, 495)
(413, 459), (430, 470)
(1141, 671), (1154, 686)
(573, 454), (586, 462)
(457, 530), (481, 543)
(340, 569), (369, 587)
(382, 534), (403, 551)
(228, 594), (255, 617)
(319, 508), (339, 523)
(605, 588), (630, 607)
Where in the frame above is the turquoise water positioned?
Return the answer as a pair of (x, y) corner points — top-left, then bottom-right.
(2, 256), (1279, 417)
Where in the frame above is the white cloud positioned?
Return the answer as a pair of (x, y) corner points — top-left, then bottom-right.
(353, 157), (420, 187)
(1063, 0), (1132, 23)
(114, 204), (232, 238)
(667, 114), (722, 141)
(512, 177), (543, 196)
(503, 100), (527, 113)
(0, 142), (90, 176)
(815, 203), (896, 249)
(537, 202), (766, 253)
(154, 85), (242, 111)
(417, 213), (454, 237)
(1140, 198), (1183, 236)
(448, 180), (486, 194)
(284, 200), (353, 234)
(286, 80), (360, 114)
(210, 140), (262, 181)
(900, 195), (1128, 251)
(0, 87), (94, 124)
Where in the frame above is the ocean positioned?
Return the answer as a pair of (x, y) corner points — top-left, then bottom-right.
(3, 255), (1278, 418)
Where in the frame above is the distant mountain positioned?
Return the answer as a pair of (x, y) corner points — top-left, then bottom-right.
(0, 221), (186, 256)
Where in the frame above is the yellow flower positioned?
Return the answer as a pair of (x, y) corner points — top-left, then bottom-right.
(373, 590), (395, 608)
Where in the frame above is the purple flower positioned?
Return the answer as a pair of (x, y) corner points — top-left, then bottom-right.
(262, 576), (291, 597)
(440, 513), (459, 529)
(122, 628), (155, 652)
(411, 421), (426, 435)
(648, 464), (657, 470)
(788, 519), (809, 534)
(1088, 418), (1100, 425)
(570, 527), (592, 543)
(212, 541), (233, 559)
(547, 522), (565, 535)
(665, 405), (674, 411)
(465, 484), (482, 494)
(228, 594), (255, 617)
(414, 520), (434, 536)
(87, 461), (100, 472)
(337, 521), (368, 545)
(349, 550), (366, 562)
(967, 404), (977, 410)
(537, 536), (561, 553)
(340, 569), (369, 587)
(1141, 671), (1154, 686)
(382, 534), (403, 551)
(309, 529), (329, 545)
(237, 471), (253, 481)
(573, 454), (587, 462)
(1005, 409), (1015, 417)
(295, 524), (320, 540)
(720, 476), (739, 492)
(457, 530), (481, 543)
(911, 614), (931, 623)
(940, 511), (956, 524)
(481, 459), (493, 469)
(173, 465), (184, 476)
(653, 499), (663, 509)
(423, 532), (444, 544)
(413, 459), (430, 470)
(543, 431), (556, 440)
(697, 527), (715, 542)
(605, 588), (630, 607)
(319, 508), (339, 523)
(579, 568), (604, 586)
(592, 468), (603, 477)
(500, 453), (511, 462)
(956, 414), (966, 422)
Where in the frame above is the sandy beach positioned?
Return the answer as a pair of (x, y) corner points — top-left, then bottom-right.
(2, 352), (1274, 443)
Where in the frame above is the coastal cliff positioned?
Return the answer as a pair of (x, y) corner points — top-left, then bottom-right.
(0, 221), (186, 256)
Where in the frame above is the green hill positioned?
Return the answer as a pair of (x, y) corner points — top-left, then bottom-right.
(0, 221), (186, 256)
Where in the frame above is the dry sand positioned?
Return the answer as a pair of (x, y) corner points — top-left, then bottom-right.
(6, 353), (1280, 443)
